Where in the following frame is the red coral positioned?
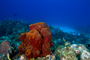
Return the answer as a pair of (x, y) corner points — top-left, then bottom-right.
(18, 22), (52, 59)
(41, 42), (52, 56)
(29, 22), (47, 31)
(18, 43), (25, 55)
(25, 49), (32, 59)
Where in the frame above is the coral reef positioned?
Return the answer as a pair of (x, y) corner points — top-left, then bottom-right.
(18, 22), (52, 59)
(55, 44), (90, 60)
(0, 20), (29, 37)
(70, 44), (90, 60)
(50, 26), (90, 53)
(37, 55), (55, 60)
(55, 46), (77, 60)
(0, 20), (29, 49)
(0, 20), (90, 60)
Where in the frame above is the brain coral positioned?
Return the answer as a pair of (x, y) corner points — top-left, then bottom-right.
(18, 22), (52, 59)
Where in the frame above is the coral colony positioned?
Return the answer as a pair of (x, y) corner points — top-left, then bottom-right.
(0, 21), (90, 60)
(18, 22), (52, 59)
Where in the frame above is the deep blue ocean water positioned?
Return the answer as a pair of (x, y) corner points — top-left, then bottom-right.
(0, 0), (90, 33)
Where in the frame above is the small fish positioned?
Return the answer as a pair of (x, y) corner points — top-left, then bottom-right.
(13, 14), (17, 16)
(63, 37), (70, 46)
(63, 37), (66, 42)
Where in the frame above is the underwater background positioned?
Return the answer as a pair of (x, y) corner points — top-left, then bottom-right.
(0, 0), (90, 60)
(0, 0), (90, 26)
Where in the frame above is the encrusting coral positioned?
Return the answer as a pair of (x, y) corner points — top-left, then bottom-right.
(18, 22), (52, 59)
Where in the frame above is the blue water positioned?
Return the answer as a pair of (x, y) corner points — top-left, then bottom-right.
(0, 0), (90, 28)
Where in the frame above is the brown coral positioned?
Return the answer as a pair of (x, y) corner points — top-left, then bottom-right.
(18, 22), (52, 59)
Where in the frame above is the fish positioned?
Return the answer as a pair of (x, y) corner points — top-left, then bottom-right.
(13, 14), (17, 16)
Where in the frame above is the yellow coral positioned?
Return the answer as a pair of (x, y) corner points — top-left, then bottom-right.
(66, 47), (70, 50)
